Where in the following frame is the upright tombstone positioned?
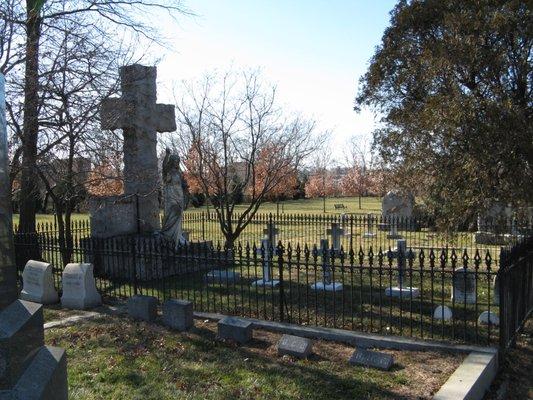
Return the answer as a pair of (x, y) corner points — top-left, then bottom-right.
(0, 73), (68, 398)
(61, 263), (102, 310)
(381, 191), (414, 219)
(451, 267), (476, 304)
(382, 190), (413, 237)
(93, 64), (177, 236)
(20, 260), (59, 304)
(326, 222), (345, 252)
(252, 238), (280, 287)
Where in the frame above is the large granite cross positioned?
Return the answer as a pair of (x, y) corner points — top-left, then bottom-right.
(101, 64), (176, 233)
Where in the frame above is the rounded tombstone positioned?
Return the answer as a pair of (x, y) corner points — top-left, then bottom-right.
(478, 311), (499, 326)
(433, 305), (453, 321)
(381, 191), (415, 219)
(20, 260), (59, 304)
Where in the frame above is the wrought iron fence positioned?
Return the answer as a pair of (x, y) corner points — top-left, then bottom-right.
(14, 228), (507, 346)
(498, 236), (533, 349)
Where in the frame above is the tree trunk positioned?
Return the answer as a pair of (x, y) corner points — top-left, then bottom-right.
(18, 1), (42, 235)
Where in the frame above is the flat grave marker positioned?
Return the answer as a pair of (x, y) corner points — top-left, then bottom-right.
(277, 334), (313, 359)
(349, 348), (394, 371)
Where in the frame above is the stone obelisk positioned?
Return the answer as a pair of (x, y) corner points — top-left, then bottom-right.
(0, 72), (18, 310)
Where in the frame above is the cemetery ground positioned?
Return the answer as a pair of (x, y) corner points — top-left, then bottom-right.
(43, 306), (464, 400)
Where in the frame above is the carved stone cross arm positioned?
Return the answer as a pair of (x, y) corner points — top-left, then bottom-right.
(100, 99), (176, 132)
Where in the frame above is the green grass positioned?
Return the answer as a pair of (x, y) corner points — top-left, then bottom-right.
(46, 314), (461, 400)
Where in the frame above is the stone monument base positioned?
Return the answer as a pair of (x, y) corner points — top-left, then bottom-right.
(385, 286), (420, 298)
(251, 279), (280, 287)
(310, 282), (343, 292)
(81, 234), (227, 281)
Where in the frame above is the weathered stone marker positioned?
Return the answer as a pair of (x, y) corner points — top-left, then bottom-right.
(327, 222), (344, 251)
(162, 299), (194, 331)
(98, 64), (176, 234)
(451, 267), (476, 304)
(127, 295), (158, 322)
(61, 263), (102, 310)
(263, 222), (279, 245)
(349, 348), (394, 371)
(478, 311), (499, 326)
(0, 72), (68, 399)
(433, 305), (453, 321)
(277, 334), (313, 359)
(217, 316), (253, 344)
(20, 260), (59, 304)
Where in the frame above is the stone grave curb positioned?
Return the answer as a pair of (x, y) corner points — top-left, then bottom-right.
(433, 351), (498, 400)
(193, 311), (498, 354)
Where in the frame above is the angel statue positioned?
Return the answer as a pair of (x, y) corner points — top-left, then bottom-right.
(160, 148), (190, 247)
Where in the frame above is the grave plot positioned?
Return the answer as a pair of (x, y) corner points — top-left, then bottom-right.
(45, 312), (465, 400)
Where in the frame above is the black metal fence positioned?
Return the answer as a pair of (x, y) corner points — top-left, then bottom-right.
(13, 213), (533, 347)
(15, 232), (504, 346)
(498, 236), (533, 349)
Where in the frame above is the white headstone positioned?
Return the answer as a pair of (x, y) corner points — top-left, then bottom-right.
(61, 263), (102, 309)
(451, 268), (476, 304)
(433, 305), (453, 321)
(478, 311), (499, 326)
(20, 260), (58, 304)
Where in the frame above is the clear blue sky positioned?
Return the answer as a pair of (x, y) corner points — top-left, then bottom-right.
(154, 0), (397, 158)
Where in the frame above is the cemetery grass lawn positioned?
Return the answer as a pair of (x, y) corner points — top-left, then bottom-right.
(46, 314), (463, 400)
(13, 196), (383, 226)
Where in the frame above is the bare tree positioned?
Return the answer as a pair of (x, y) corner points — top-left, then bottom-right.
(342, 135), (374, 209)
(173, 70), (325, 247)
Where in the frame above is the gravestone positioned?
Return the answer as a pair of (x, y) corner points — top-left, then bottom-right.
(349, 348), (394, 371)
(20, 260), (59, 304)
(0, 73), (68, 399)
(478, 311), (499, 326)
(277, 334), (313, 359)
(310, 239), (343, 292)
(451, 267), (476, 304)
(127, 295), (158, 321)
(61, 263), (102, 310)
(433, 305), (453, 321)
(385, 240), (419, 298)
(382, 191), (414, 219)
(327, 222), (344, 252)
(93, 64), (177, 236)
(162, 299), (194, 331)
(252, 238), (280, 287)
(218, 317), (253, 344)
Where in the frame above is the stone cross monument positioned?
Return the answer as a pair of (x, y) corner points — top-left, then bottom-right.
(100, 64), (176, 234)
(0, 73), (18, 310)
